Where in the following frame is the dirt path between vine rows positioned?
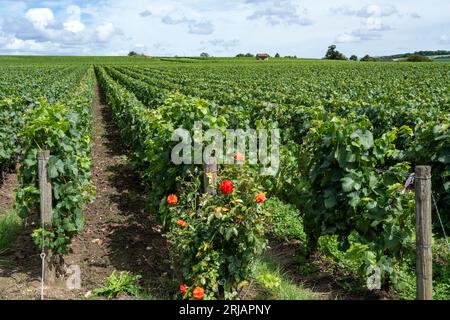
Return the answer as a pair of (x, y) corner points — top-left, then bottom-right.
(0, 85), (173, 300)
(0, 169), (18, 215)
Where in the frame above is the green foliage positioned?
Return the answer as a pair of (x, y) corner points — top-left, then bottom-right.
(97, 66), (228, 205)
(412, 114), (450, 231)
(256, 273), (281, 288)
(244, 53), (255, 57)
(254, 258), (318, 300)
(97, 65), (272, 300)
(263, 197), (306, 241)
(406, 55), (433, 62)
(0, 99), (24, 174)
(0, 65), (86, 176)
(15, 68), (95, 254)
(324, 45), (347, 60)
(160, 167), (270, 300)
(97, 58), (449, 296)
(92, 271), (142, 299)
(298, 116), (417, 286)
(360, 55), (380, 62)
(0, 210), (22, 252)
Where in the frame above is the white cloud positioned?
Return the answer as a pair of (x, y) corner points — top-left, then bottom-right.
(25, 8), (55, 30)
(96, 22), (117, 42)
(3, 37), (44, 51)
(0, 31), (48, 53)
(335, 33), (360, 43)
(331, 5), (398, 18)
(362, 5), (397, 18)
(188, 21), (214, 35)
(64, 5), (85, 33)
(161, 14), (214, 35)
(0, 0), (448, 57)
(247, 0), (312, 26)
(67, 5), (82, 18)
(206, 38), (240, 48)
(331, 4), (395, 44)
(139, 10), (152, 17)
(64, 20), (85, 33)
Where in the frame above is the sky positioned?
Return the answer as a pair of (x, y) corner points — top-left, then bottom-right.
(0, 0), (449, 58)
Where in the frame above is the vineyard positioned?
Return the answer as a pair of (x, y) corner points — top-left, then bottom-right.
(0, 57), (449, 300)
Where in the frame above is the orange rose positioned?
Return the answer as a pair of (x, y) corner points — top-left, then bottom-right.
(255, 192), (266, 204)
(167, 194), (178, 205)
(192, 287), (205, 300)
(177, 219), (188, 228)
(180, 284), (188, 295)
(234, 152), (245, 161)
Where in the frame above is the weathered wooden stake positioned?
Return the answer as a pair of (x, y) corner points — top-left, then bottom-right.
(38, 150), (57, 285)
(204, 159), (218, 196)
(38, 150), (52, 225)
(415, 166), (433, 300)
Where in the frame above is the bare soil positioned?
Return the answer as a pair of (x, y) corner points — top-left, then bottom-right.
(0, 169), (18, 215)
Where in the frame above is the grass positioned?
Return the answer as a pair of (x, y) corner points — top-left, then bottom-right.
(253, 257), (319, 300)
(90, 271), (143, 299)
(264, 197), (306, 242)
(0, 209), (22, 252)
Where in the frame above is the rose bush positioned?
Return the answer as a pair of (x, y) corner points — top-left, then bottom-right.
(160, 165), (270, 300)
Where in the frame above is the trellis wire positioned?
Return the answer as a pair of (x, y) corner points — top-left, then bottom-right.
(432, 192), (450, 252)
(40, 226), (46, 300)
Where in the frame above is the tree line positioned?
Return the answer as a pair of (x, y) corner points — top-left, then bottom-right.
(323, 45), (434, 62)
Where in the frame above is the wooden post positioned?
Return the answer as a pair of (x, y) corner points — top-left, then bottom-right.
(38, 150), (52, 225)
(415, 166), (433, 300)
(38, 150), (57, 285)
(204, 160), (218, 196)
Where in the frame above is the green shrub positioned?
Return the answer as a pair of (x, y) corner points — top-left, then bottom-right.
(406, 55), (432, 62)
(263, 197), (306, 241)
(92, 271), (142, 299)
(160, 166), (270, 300)
(0, 210), (22, 252)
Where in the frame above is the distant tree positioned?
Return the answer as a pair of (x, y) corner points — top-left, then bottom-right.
(360, 54), (379, 62)
(128, 51), (148, 57)
(200, 52), (210, 58)
(275, 53), (281, 58)
(349, 55), (358, 61)
(324, 45), (347, 60)
(236, 53), (255, 58)
(406, 54), (432, 62)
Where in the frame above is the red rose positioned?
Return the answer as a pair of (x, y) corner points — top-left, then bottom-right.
(255, 192), (266, 204)
(167, 194), (178, 205)
(193, 287), (205, 300)
(180, 284), (188, 295)
(177, 219), (188, 228)
(220, 180), (234, 195)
